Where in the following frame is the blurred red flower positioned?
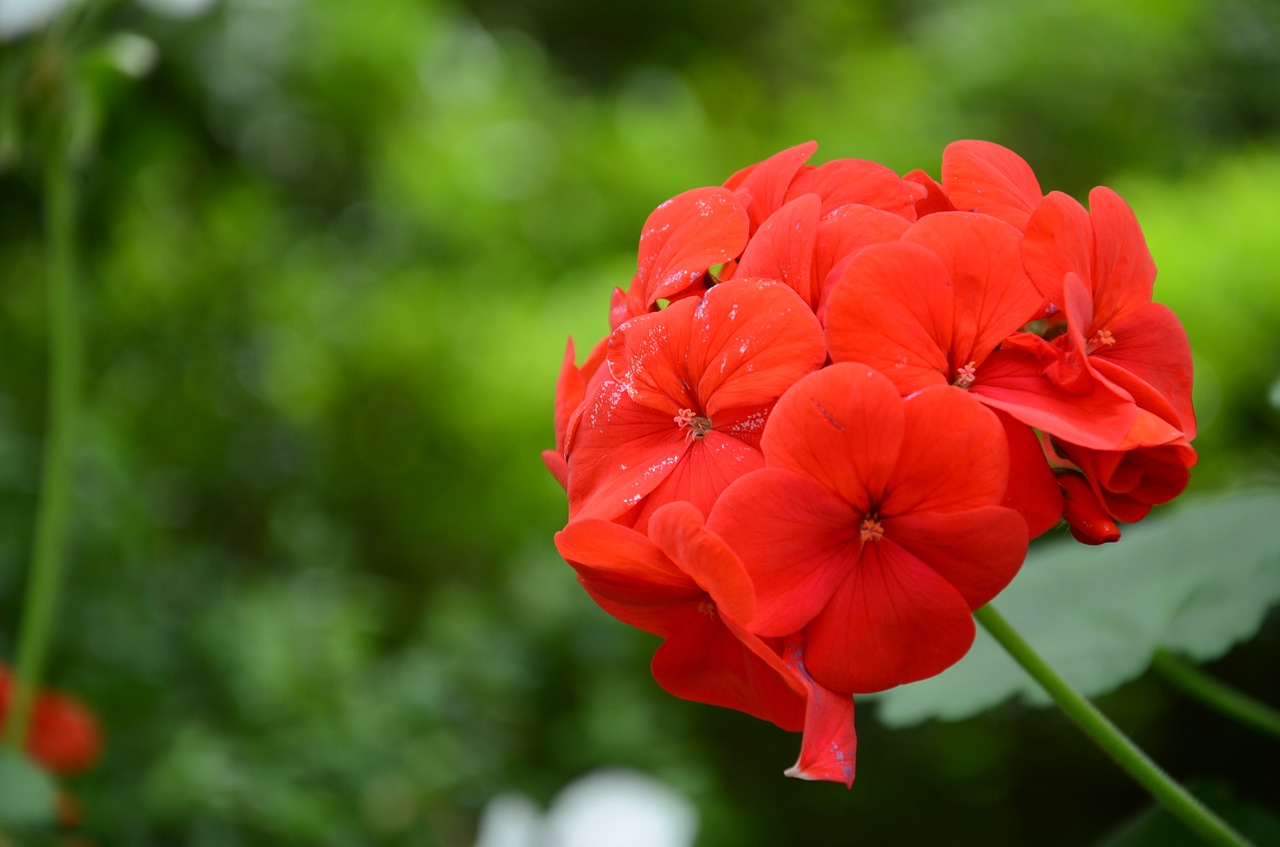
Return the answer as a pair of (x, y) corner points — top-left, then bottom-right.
(0, 664), (101, 774)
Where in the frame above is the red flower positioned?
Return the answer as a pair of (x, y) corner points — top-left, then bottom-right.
(544, 139), (1198, 788)
(826, 210), (1137, 450)
(567, 279), (825, 526)
(1022, 187), (1196, 442)
(708, 364), (1028, 694)
(0, 665), (101, 775)
(556, 501), (857, 786)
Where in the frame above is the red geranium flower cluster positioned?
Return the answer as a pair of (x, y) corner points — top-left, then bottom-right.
(543, 141), (1196, 786)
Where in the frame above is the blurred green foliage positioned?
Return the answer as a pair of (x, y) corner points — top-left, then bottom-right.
(0, 0), (1278, 844)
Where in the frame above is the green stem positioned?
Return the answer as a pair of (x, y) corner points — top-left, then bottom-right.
(3, 142), (80, 751)
(1152, 648), (1280, 743)
(974, 604), (1252, 847)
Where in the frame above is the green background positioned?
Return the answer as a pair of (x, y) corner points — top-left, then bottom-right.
(1, 0), (1278, 843)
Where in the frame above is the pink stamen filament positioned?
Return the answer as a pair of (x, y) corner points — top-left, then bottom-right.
(953, 361), (978, 389)
(674, 408), (713, 439)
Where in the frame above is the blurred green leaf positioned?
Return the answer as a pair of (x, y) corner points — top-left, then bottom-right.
(0, 750), (56, 828)
(1095, 780), (1280, 847)
(876, 489), (1280, 727)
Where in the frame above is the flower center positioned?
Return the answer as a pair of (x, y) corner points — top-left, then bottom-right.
(1088, 328), (1116, 353)
(952, 361), (978, 389)
(697, 599), (717, 618)
(860, 514), (885, 542)
(674, 408), (714, 439)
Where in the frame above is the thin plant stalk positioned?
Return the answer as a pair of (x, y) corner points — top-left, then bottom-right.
(1152, 648), (1280, 743)
(3, 141), (80, 751)
(974, 604), (1252, 847)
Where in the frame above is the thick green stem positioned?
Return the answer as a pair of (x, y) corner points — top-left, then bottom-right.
(3, 145), (80, 751)
(974, 604), (1252, 847)
(1152, 648), (1280, 743)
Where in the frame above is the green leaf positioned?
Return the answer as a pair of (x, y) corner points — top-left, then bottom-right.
(0, 750), (57, 828)
(875, 488), (1280, 727)
(1095, 779), (1280, 847)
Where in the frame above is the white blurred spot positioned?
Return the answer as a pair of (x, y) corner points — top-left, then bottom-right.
(472, 768), (698, 847)
(0, 0), (76, 40)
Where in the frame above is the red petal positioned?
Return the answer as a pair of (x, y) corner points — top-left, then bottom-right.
(762, 364), (905, 512)
(566, 381), (689, 522)
(1093, 302), (1196, 439)
(607, 295), (699, 412)
(786, 157), (918, 220)
(542, 449), (568, 490)
(883, 385), (1009, 515)
(902, 168), (956, 217)
(1022, 191), (1095, 317)
(709, 468), (862, 638)
(635, 186), (750, 307)
(629, 431), (765, 528)
(813, 204), (912, 318)
(555, 519), (696, 635)
(552, 337), (584, 453)
(804, 540), (975, 693)
(1087, 186), (1157, 327)
(735, 194), (821, 308)
(651, 615), (807, 731)
(941, 140), (1043, 229)
(1061, 440), (1195, 524)
(996, 409), (1064, 538)
(689, 280), (826, 417)
(885, 507), (1028, 609)
(780, 637), (857, 788)
(825, 242), (954, 395)
(902, 212), (1043, 366)
(724, 141), (818, 232)
(1059, 473), (1121, 544)
(971, 348), (1136, 449)
(648, 501), (757, 625)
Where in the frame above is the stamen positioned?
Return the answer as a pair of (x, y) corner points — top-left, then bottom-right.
(674, 408), (713, 439)
(1091, 328), (1116, 348)
(860, 515), (885, 542)
(697, 599), (717, 618)
(953, 361), (978, 389)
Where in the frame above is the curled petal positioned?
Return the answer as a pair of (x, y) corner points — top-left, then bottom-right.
(649, 501), (756, 624)
(902, 168), (955, 217)
(780, 637), (857, 788)
(1059, 473), (1121, 545)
